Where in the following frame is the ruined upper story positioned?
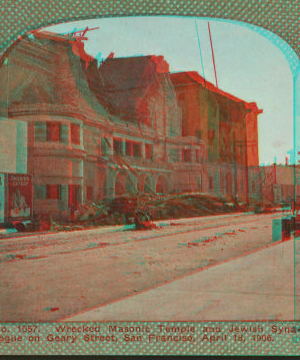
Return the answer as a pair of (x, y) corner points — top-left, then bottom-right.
(0, 31), (262, 167)
(170, 71), (263, 166)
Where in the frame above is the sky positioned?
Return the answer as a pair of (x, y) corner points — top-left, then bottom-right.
(43, 16), (293, 165)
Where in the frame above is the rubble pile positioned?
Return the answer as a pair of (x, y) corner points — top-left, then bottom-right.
(146, 193), (237, 220)
(49, 192), (240, 230)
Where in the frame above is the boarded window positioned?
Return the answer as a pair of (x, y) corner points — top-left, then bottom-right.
(34, 122), (47, 142)
(71, 123), (80, 145)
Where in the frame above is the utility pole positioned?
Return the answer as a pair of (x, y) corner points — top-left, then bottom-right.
(233, 131), (238, 200)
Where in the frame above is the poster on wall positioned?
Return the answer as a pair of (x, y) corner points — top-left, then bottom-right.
(7, 174), (32, 220)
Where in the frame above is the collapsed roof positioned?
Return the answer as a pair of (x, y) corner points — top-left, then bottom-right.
(0, 31), (262, 125)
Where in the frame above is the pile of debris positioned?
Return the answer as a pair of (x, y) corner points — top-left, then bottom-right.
(49, 192), (241, 230)
(146, 193), (237, 220)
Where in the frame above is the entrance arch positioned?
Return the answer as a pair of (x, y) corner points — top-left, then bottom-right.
(137, 174), (155, 194)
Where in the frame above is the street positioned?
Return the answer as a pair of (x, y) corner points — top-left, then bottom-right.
(65, 233), (296, 321)
(0, 211), (296, 322)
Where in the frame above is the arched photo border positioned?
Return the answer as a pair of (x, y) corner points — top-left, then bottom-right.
(0, 0), (300, 355)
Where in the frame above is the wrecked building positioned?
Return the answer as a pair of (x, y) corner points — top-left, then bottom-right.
(0, 31), (262, 218)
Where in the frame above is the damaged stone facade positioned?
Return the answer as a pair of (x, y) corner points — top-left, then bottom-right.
(0, 31), (262, 218)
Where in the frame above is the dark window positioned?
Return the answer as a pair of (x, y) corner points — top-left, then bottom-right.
(209, 176), (213, 191)
(46, 185), (62, 200)
(47, 122), (61, 142)
(145, 143), (153, 160)
(133, 142), (141, 158)
(35, 185), (46, 200)
(36, 122), (68, 144)
(182, 149), (192, 163)
(113, 138), (123, 155)
(196, 150), (201, 163)
(35, 122), (47, 142)
(71, 123), (80, 145)
(125, 141), (133, 157)
(68, 185), (81, 206)
(86, 186), (93, 201)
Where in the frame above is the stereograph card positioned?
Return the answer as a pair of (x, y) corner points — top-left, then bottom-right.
(0, 0), (299, 356)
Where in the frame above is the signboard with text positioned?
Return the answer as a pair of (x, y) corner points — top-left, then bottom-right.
(7, 174), (32, 221)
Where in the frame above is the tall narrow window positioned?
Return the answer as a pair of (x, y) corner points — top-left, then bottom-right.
(133, 142), (141, 158)
(35, 122), (47, 142)
(209, 176), (214, 192)
(113, 138), (123, 155)
(47, 122), (60, 142)
(182, 149), (192, 163)
(68, 185), (81, 206)
(125, 141), (133, 157)
(145, 144), (153, 160)
(71, 123), (80, 145)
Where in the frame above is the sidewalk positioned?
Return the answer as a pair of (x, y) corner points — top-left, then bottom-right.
(63, 238), (296, 322)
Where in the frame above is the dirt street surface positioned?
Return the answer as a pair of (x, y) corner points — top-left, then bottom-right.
(67, 238), (296, 321)
(0, 212), (289, 321)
